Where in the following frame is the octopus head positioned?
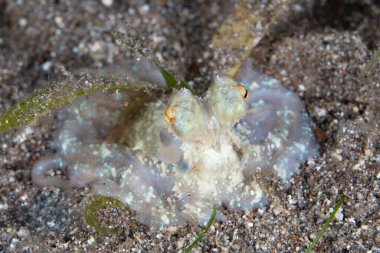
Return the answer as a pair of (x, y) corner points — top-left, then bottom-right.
(165, 76), (249, 140)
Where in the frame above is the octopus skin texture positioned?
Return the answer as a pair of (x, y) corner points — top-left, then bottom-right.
(32, 62), (319, 226)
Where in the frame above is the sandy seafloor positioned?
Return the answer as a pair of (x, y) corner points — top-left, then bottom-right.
(0, 0), (379, 252)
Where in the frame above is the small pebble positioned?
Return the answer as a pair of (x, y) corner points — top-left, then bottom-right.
(42, 61), (53, 72)
(17, 228), (30, 238)
(101, 0), (113, 7)
(18, 18), (27, 27)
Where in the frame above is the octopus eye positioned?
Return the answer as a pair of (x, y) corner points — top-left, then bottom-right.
(208, 76), (248, 126)
(237, 83), (249, 101)
(165, 107), (175, 125)
(165, 89), (206, 138)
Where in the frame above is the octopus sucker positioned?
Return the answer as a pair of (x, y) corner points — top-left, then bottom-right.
(32, 60), (318, 226)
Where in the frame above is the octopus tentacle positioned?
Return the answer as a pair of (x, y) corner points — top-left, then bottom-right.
(32, 155), (70, 189)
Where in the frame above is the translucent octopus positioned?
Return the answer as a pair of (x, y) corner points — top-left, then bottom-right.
(32, 60), (318, 226)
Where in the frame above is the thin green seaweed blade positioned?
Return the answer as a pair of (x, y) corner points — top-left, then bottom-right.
(184, 204), (218, 253)
(211, 0), (292, 78)
(159, 67), (178, 89)
(159, 68), (195, 94)
(113, 31), (194, 93)
(0, 79), (162, 132)
(305, 195), (345, 253)
(83, 195), (132, 236)
(364, 50), (380, 80)
(179, 81), (195, 93)
(113, 31), (147, 59)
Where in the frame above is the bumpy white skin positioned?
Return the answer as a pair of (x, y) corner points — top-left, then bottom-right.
(32, 67), (318, 226)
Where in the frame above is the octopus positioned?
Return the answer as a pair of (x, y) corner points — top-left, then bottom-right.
(32, 59), (319, 226)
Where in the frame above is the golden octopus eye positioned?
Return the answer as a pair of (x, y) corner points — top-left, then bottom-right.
(237, 83), (249, 101)
(165, 107), (176, 125)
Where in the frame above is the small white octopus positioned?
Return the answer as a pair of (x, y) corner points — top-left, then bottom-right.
(32, 60), (318, 226)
